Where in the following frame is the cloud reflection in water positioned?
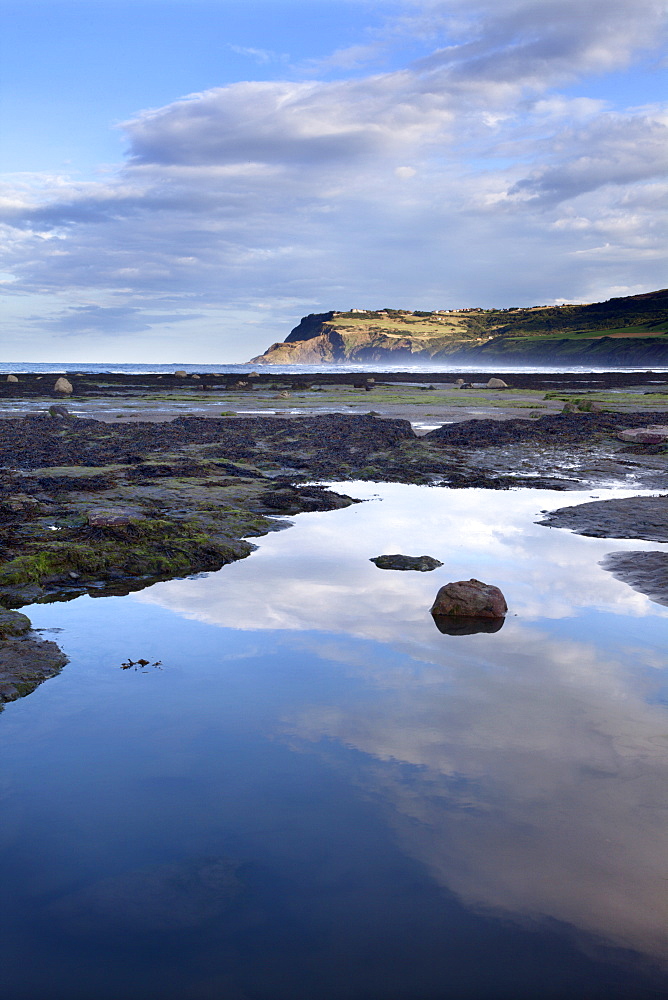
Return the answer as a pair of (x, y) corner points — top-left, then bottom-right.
(135, 484), (668, 962)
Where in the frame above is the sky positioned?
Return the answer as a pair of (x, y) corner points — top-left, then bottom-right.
(0, 0), (666, 363)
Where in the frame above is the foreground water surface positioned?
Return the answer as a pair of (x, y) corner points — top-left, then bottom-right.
(1, 485), (667, 1000)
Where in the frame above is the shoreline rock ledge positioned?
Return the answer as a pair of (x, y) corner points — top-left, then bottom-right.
(430, 579), (508, 619)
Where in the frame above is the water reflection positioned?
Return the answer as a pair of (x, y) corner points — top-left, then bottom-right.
(431, 613), (505, 634)
(135, 485), (668, 964)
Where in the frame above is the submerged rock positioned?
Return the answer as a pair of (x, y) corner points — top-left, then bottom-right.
(50, 856), (243, 934)
(430, 579), (507, 618)
(371, 554), (443, 571)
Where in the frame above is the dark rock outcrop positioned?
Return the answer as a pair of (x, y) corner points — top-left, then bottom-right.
(539, 495), (668, 541)
(0, 612), (68, 705)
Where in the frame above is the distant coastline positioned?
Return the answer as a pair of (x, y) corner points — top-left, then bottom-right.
(249, 289), (668, 368)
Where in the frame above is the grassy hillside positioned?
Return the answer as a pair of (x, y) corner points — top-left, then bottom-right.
(250, 289), (668, 364)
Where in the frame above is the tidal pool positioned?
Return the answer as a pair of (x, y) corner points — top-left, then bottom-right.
(1, 484), (667, 1000)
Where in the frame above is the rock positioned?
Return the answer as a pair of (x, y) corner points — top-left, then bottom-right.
(430, 579), (507, 618)
(454, 378), (465, 386)
(174, 370), (188, 377)
(191, 374), (200, 379)
(486, 377), (508, 388)
(1, 493), (41, 514)
(561, 402), (578, 413)
(0, 633), (68, 703)
(371, 554), (443, 571)
(54, 377), (73, 394)
(48, 404), (70, 418)
(0, 610), (32, 638)
(0, 584), (45, 608)
(618, 425), (668, 444)
(6, 374), (18, 383)
(87, 507), (142, 527)
(539, 495), (668, 542)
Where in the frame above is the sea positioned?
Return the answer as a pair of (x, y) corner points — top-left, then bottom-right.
(1, 361), (668, 376)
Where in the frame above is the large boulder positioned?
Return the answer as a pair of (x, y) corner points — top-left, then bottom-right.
(430, 578), (507, 618)
(54, 377), (73, 394)
(6, 374), (18, 383)
(486, 377), (508, 389)
(371, 554), (443, 571)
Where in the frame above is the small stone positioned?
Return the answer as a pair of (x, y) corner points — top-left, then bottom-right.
(174, 370), (188, 377)
(191, 374), (201, 379)
(54, 377), (73, 394)
(48, 404), (70, 418)
(430, 579), (507, 619)
(87, 508), (142, 527)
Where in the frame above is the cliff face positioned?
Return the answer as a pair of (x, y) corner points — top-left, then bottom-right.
(249, 291), (668, 366)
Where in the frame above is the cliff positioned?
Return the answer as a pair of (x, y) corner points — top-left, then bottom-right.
(249, 290), (668, 366)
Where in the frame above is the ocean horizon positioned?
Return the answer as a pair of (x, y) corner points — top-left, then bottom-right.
(2, 361), (667, 376)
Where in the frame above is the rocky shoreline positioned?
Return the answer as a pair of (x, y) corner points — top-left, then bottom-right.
(0, 376), (666, 707)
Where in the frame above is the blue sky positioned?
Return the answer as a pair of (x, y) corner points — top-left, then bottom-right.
(1, 0), (666, 362)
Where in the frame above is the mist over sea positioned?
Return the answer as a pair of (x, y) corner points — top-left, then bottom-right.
(2, 362), (667, 376)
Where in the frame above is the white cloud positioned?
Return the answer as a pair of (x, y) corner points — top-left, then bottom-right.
(0, 0), (666, 357)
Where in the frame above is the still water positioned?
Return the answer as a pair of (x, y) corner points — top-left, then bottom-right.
(1, 485), (667, 1000)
